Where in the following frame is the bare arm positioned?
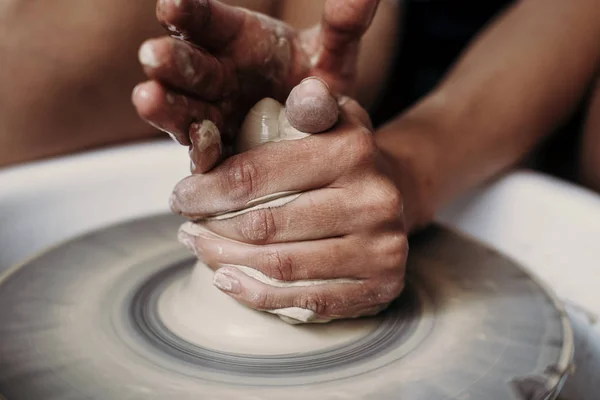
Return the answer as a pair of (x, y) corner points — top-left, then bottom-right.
(0, 0), (279, 168)
(375, 0), (600, 231)
(0, 0), (399, 167)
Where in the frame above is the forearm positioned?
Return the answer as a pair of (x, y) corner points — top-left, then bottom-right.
(0, 0), (278, 168)
(376, 0), (600, 232)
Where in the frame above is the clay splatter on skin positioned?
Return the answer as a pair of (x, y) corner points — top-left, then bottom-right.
(174, 45), (196, 85)
(138, 42), (161, 68)
(166, 24), (184, 39)
(193, 120), (221, 153)
(188, 120), (223, 173)
(260, 17), (293, 83)
(239, 10), (294, 90)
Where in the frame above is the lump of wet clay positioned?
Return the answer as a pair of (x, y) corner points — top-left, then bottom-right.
(236, 77), (339, 152)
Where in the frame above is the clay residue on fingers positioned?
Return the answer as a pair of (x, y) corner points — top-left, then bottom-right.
(266, 19), (292, 81)
(173, 92), (340, 325)
(188, 120), (222, 173)
(242, 12), (293, 88)
(138, 41), (161, 68)
(174, 42), (197, 85)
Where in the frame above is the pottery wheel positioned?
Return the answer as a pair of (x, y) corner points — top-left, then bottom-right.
(0, 213), (573, 399)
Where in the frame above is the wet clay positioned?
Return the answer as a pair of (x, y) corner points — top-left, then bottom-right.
(157, 260), (378, 354)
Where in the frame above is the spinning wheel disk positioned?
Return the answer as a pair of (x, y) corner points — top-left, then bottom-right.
(0, 214), (572, 399)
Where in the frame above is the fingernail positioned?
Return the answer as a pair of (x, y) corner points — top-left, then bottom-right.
(299, 76), (332, 94)
(213, 270), (241, 294)
(138, 42), (160, 68)
(179, 222), (220, 241)
(177, 230), (199, 256)
(300, 76), (329, 88)
(133, 84), (150, 100)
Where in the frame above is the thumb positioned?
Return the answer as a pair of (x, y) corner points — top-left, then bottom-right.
(313, 0), (381, 78)
(284, 77), (373, 134)
(285, 77), (340, 133)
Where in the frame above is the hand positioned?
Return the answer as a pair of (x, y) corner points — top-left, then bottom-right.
(171, 80), (407, 323)
(131, 0), (380, 173)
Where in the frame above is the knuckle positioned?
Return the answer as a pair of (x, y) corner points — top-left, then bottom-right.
(239, 208), (277, 244)
(296, 292), (328, 316)
(374, 233), (408, 273)
(264, 249), (294, 281)
(376, 274), (405, 304)
(225, 155), (260, 202)
(387, 179), (404, 206)
(367, 179), (404, 222)
(248, 289), (273, 310)
(348, 127), (376, 166)
(384, 186), (404, 220)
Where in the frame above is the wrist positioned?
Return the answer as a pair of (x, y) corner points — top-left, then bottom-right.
(374, 93), (453, 233)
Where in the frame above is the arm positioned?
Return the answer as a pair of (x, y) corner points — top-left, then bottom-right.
(0, 0), (279, 168)
(0, 0), (399, 167)
(375, 0), (600, 231)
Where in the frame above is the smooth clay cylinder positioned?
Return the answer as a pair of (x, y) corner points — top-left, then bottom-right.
(236, 97), (310, 153)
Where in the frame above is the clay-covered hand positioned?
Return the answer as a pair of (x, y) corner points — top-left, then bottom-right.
(172, 78), (407, 323)
(131, 0), (380, 173)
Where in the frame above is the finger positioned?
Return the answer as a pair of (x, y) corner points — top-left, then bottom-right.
(132, 80), (223, 145)
(211, 265), (404, 320)
(169, 114), (372, 217)
(315, 0), (381, 77)
(156, 0), (247, 52)
(199, 188), (385, 244)
(188, 120), (222, 173)
(138, 37), (236, 102)
(178, 222), (408, 281)
(285, 77), (340, 133)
